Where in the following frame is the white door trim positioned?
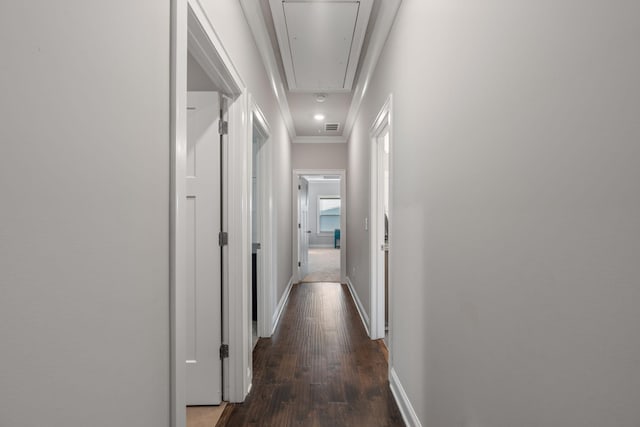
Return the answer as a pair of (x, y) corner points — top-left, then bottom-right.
(292, 169), (347, 284)
(170, 1), (188, 424)
(248, 96), (274, 340)
(369, 95), (393, 342)
(225, 91), (251, 403)
(171, 1), (248, 425)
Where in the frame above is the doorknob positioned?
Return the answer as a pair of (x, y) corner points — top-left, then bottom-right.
(307, 230), (312, 234)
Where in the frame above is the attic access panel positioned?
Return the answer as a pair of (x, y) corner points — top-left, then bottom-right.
(270, 0), (373, 93)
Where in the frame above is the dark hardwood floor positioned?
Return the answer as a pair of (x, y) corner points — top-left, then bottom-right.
(219, 282), (404, 427)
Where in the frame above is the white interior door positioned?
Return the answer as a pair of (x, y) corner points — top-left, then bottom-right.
(298, 177), (309, 279)
(186, 91), (222, 405)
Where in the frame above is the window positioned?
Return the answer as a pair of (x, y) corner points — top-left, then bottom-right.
(318, 196), (341, 233)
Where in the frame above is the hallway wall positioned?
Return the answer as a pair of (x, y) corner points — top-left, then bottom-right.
(347, 1), (640, 426)
(0, 1), (292, 426)
(292, 142), (348, 170)
(0, 2), (171, 426)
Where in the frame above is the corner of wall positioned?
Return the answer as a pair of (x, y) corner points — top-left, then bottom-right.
(345, 276), (370, 336)
(389, 368), (422, 427)
(271, 275), (294, 334)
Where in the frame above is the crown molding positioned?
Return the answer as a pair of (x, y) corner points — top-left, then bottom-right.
(269, 0), (373, 92)
(241, 0), (402, 145)
(343, 0), (402, 141)
(293, 136), (347, 144)
(240, 0), (296, 140)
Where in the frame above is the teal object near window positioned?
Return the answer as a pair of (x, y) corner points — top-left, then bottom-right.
(334, 229), (341, 248)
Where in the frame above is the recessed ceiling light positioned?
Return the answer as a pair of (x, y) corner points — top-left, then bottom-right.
(314, 114), (325, 121)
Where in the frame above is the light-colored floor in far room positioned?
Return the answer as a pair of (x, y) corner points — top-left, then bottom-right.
(187, 403), (226, 427)
(301, 248), (341, 283)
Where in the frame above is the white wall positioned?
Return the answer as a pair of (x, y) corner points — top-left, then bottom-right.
(0, 1), (293, 425)
(0, 2), (170, 426)
(306, 180), (341, 247)
(346, 125), (371, 317)
(188, 52), (217, 91)
(197, 0), (293, 304)
(348, 1), (640, 426)
(292, 143), (348, 170)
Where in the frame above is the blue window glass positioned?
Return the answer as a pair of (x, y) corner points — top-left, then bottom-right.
(319, 197), (340, 233)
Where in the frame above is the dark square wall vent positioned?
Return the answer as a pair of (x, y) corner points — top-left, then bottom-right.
(324, 123), (340, 132)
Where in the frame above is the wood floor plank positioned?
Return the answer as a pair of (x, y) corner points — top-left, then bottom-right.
(221, 283), (404, 427)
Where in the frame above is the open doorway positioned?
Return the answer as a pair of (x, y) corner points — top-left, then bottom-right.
(292, 170), (346, 284)
(250, 103), (271, 349)
(172, 2), (251, 427)
(184, 86), (223, 406)
(183, 28), (228, 427)
(370, 96), (392, 344)
(300, 175), (341, 282)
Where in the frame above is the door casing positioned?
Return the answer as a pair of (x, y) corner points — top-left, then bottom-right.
(369, 95), (393, 344)
(298, 177), (310, 279)
(248, 97), (274, 340)
(292, 169), (347, 284)
(171, 1), (253, 426)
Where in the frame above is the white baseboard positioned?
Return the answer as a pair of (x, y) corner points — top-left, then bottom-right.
(390, 367), (422, 427)
(271, 275), (294, 334)
(345, 276), (370, 337)
(309, 244), (336, 248)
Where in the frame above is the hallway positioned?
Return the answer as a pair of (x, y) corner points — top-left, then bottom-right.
(4, 1), (640, 426)
(222, 282), (404, 426)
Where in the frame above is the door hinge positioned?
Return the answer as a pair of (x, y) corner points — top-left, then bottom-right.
(298, 261), (301, 267)
(218, 120), (228, 135)
(298, 185), (301, 190)
(298, 223), (301, 229)
(218, 231), (228, 246)
(220, 344), (229, 359)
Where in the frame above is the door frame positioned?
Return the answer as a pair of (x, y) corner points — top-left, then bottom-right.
(291, 169), (347, 284)
(171, 1), (251, 426)
(369, 95), (393, 342)
(248, 96), (274, 340)
(297, 177), (310, 280)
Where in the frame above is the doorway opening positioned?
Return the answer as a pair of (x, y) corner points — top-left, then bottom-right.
(172, 2), (250, 426)
(300, 177), (341, 282)
(370, 96), (392, 344)
(292, 170), (346, 284)
(250, 102), (271, 349)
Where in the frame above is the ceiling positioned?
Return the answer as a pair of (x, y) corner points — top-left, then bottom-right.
(244, 0), (400, 143)
(287, 92), (351, 136)
(269, 0), (373, 92)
